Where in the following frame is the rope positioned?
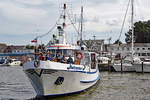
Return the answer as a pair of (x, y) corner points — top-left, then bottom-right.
(36, 23), (57, 39)
(34, 11), (64, 40)
(66, 10), (80, 35)
(118, 0), (131, 41)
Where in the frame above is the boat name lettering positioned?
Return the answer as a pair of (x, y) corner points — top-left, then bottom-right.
(68, 65), (82, 70)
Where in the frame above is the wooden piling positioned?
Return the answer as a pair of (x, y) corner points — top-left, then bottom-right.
(121, 59), (123, 73)
(142, 61), (144, 74)
(108, 60), (111, 72)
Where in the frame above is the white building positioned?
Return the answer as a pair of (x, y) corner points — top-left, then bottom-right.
(108, 43), (150, 60)
(12, 49), (34, 54)
(83, 40), (105, 53)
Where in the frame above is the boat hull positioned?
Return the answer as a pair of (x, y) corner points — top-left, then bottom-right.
(24, 61), (100, 96)
(8, 61), (21, 66)
(135, 62), (150, 72)
(113, 63), (135, 72)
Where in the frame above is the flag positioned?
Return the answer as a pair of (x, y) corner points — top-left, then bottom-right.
(31, 38), (37, 43)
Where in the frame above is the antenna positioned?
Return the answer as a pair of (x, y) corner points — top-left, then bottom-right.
(80, 6), (83, 46)
(93, 35), (96, 40)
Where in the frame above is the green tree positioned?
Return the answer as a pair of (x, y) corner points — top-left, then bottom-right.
(125, 29), (132, 44)
(125, 20), (150, 43)
(26, 45), (34, 49)
(113, 39), (122, 45)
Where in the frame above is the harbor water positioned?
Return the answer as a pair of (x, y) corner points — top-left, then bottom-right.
(0, 66), (150, 100)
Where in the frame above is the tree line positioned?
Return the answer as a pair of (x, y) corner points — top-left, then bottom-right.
(114, 20), (150, 44)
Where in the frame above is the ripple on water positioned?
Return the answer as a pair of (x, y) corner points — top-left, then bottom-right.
(0, 66), (36, 99)
(1, 67), (150, 100)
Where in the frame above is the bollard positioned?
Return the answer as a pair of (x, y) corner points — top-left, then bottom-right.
(121, 59), (123, 73)
(142, 61), (144, 74)
(108, 60), (111, 72)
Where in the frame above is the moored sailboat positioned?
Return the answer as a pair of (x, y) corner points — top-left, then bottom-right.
(113, 0), (142, 72)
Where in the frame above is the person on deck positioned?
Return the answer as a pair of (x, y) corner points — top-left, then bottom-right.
(39, 53), (45, 60)
(56, 52), (63, 62)
(46, 51), (53, 60)
(67, 55), (73, 64)
(61, 56), (67, 63)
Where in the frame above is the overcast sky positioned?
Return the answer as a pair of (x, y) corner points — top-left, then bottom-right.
(0, 0), (150, 45)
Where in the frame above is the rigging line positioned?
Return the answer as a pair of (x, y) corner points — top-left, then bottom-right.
(36, 23), (57, 39)
(118, 0), (131, 40)
(35, 11), (64, 39)
(66, 10), (80, 35)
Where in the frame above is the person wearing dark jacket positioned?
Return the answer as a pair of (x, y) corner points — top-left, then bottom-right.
(67, 55), (73, 64)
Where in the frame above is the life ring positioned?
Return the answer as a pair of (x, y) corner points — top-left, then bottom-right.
(34, 60), (39, 68)
(76, 52), (83, 60)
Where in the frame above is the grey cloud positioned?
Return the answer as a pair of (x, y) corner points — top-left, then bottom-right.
(92, 17), (99, 23)
(87, 0), (119, 5)
(105, 19), (119, 26)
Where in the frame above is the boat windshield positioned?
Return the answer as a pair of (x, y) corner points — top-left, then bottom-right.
(123, 60), (132, 64)
(47, 49), (74, 57)
(81, 52), (90, 66)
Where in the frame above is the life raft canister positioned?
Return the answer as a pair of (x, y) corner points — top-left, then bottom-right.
(34, 60), (40, 68)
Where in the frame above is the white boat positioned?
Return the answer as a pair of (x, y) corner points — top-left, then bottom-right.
(7, 59), (22, 66)
(23, 4), (100, 97)
(97, 57), (110, 67)
(135, 58), (150, 72)
(0, 58), (8, 66)
(24, 51), (100, 96)
(113, 55), (141, 72)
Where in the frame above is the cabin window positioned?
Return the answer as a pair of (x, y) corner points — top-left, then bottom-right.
(91, 53), (96, 69)
(137, 48), (139, 50)
(147, 53), (150, 56)
(84, 53), (90, 66)
(48, 50), (56, 57)
(63, 50), (67, 56)
(141, 53), (146, 56)
(124, 60), (132, 64)
(148, 48), (150, 50)
(138, 53), (141, 56)
(66, 50), (73, 57)
(142, 48), (145, 50)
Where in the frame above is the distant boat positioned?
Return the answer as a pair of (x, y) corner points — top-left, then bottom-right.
(97, 57), (110, 66)
(135, 58), (150, 72)
(7, 59), (22, 66)
(0, 58), (8, 66)
(113, 55), (141, 72)
(23, 4), (101, 97)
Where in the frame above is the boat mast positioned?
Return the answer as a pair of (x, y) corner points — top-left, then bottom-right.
(62, 4), (66, 44)
(131, 0), (134, 59)
(58, 3), (66, 44)
(80, 6), (83, 46)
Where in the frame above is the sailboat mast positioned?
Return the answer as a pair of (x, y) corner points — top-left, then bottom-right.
(131, 0), (134, 59)
(80, 6), (83, 46)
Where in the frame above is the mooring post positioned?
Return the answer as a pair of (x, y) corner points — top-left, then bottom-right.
(142, 61), (144, 74)
(108, 60), (111, 72)
(121, 59), (123, 73)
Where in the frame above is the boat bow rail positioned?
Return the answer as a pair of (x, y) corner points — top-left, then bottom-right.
(23, 60), (85, 71)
